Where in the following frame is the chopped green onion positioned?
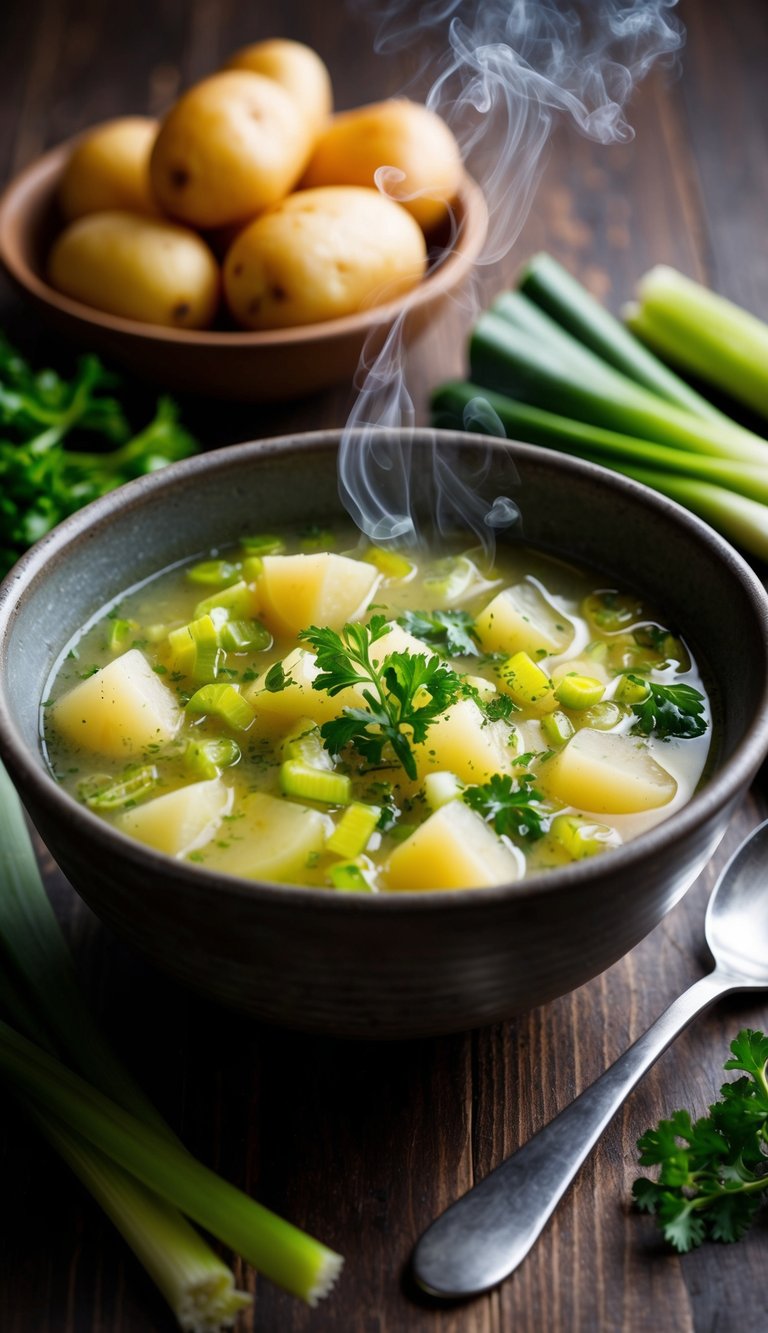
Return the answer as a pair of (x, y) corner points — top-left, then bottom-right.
(540, 710), (575, 747)
(168, 615), (223, 683)
(240, 534), (285, 556)
(0, 1017), (344, 1307)
(185, 560), (241, 587)
(194, 581), (257, 621)
(184, 738), (241, 780)
(107, 618), (139, 653)
(517, 253), (728, 421)
(362, 546), (415, 580)
(615, 674), (652, 706)
(626, 265), (768, 422)
(280, 761), (351, 806)
(577, 701), (622, 730)
(77, 765), (159, 811)
(281, 719), (333, 770)
(326, 803), (380, 858)
(219, 619), (271, 653)
(185, 684), (255, 731)
(550, 812), (621, 859)
(554, 673), (605, 710)
(329, 861), (375, 892)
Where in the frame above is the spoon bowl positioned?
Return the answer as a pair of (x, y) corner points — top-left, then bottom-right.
(705, 818), (768, 983)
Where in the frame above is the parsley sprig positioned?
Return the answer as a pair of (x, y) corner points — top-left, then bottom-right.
(627, 677), (708, 740)
(463, 771), (547, 841)
(396, 609), (480, 657)
(298, 615), (463, 781)
(633, 1029), (768, 1251)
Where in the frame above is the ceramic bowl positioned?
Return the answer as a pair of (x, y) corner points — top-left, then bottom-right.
(0, 139), (487, 402)
(1, 430), (767, 1038)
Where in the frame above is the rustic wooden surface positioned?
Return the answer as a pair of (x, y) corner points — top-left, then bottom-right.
(1, 1), (767, 1330)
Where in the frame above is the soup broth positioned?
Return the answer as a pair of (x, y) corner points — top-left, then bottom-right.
(43, 528), (712, 891)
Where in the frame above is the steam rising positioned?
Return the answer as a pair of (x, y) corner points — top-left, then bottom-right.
(339, 0), (684, 549)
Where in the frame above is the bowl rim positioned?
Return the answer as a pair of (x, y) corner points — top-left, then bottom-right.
(0, 136), (488, 347)
(1, 428), (768, 914)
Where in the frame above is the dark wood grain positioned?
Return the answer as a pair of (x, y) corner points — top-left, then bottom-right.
(1, 1), (767, 1330)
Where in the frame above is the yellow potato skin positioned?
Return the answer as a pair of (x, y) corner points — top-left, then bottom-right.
(301, 98), (463, 232)
(48, 211), (220, 328)
(58, 117), (159, 221)
(150, 71), (312, 228)
(223, 38), (332, 131)
(223, 185), (427, 329)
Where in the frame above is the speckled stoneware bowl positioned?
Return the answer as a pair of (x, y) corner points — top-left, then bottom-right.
(1, 431), (767, 1038)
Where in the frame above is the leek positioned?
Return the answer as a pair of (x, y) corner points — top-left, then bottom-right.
(432, 381), (768, 507)
(626, 265), (768, 421)
(517, 252), (729, 421)
(0, 763), (251, 1330)
(469, 312), (768, 467)
(0, 763), (343, 1320)
(0, 1017), (344, 1307)
(185, 683), (255, 731)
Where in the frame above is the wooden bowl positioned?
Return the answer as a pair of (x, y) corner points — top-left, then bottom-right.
(1, 431), (768, 1038)
(0, 139), (487, 402)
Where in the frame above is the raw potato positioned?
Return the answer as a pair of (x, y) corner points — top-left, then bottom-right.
(301, 98), (463, 232)
(385, 801), (521, 890)
(258, 551), (381, 636)
(539, 729), (678, 814)
(475, 583), (575, 658)
(115, 779), (232, 857)
(150, 71), (312, 228)
(197, 791), (331, 880)
(48, 211), (219, 328)
(223, 38), (332, 130)
(413, 697), (517, 784)
(224, 185), (427, 329)
(51, 649), (181, 758)
(58, 117), (159, 221)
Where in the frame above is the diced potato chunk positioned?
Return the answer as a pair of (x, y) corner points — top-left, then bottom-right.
(538, 729), (677, 814)
(258, 552), (380, 636)
(475, 582), (574, 657)
(196, 791), (331, 881)
(244, 623), (432, 727)
(385, 801), (521, 890)
(413, 697), (517, 784)
(115, 778), (232, 856)
(51, 648), (180, 758)
(244, 647), (362, 724)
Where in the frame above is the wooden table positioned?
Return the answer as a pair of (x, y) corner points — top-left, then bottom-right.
(1, 1), (767, 1329)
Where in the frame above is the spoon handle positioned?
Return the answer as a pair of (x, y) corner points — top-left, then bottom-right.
(412, 969), (735, 1299)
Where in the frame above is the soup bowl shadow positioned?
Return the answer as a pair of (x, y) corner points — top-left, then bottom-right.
(1, 430), (767, 1039)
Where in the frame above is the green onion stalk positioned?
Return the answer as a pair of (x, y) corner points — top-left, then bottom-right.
(0, 763), (343, 1324)
(625, 265), (768, 422)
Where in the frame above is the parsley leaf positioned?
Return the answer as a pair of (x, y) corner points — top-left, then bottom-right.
(632, 1028), (768, 1252)
(482, 693), (519, 722)
(463, 771), (546, 841)
(396, 608), (480, 657)
(298, 618), (462, 781)
(627, 676), (708, 740)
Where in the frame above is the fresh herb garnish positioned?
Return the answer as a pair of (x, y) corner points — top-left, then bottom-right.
(633, 1029), (768, 1251)
(482, 693), (519, 722)
(298, 616), (463, 781)
(263, 661), (289, 693)
(0, 337), (197, 576)
(627, 676), (708, 739)
(396, 608), (480, 657)
(463, 771), (547, 841)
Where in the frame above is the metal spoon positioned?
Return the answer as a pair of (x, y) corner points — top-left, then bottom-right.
(412, 817), (768, 1300)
